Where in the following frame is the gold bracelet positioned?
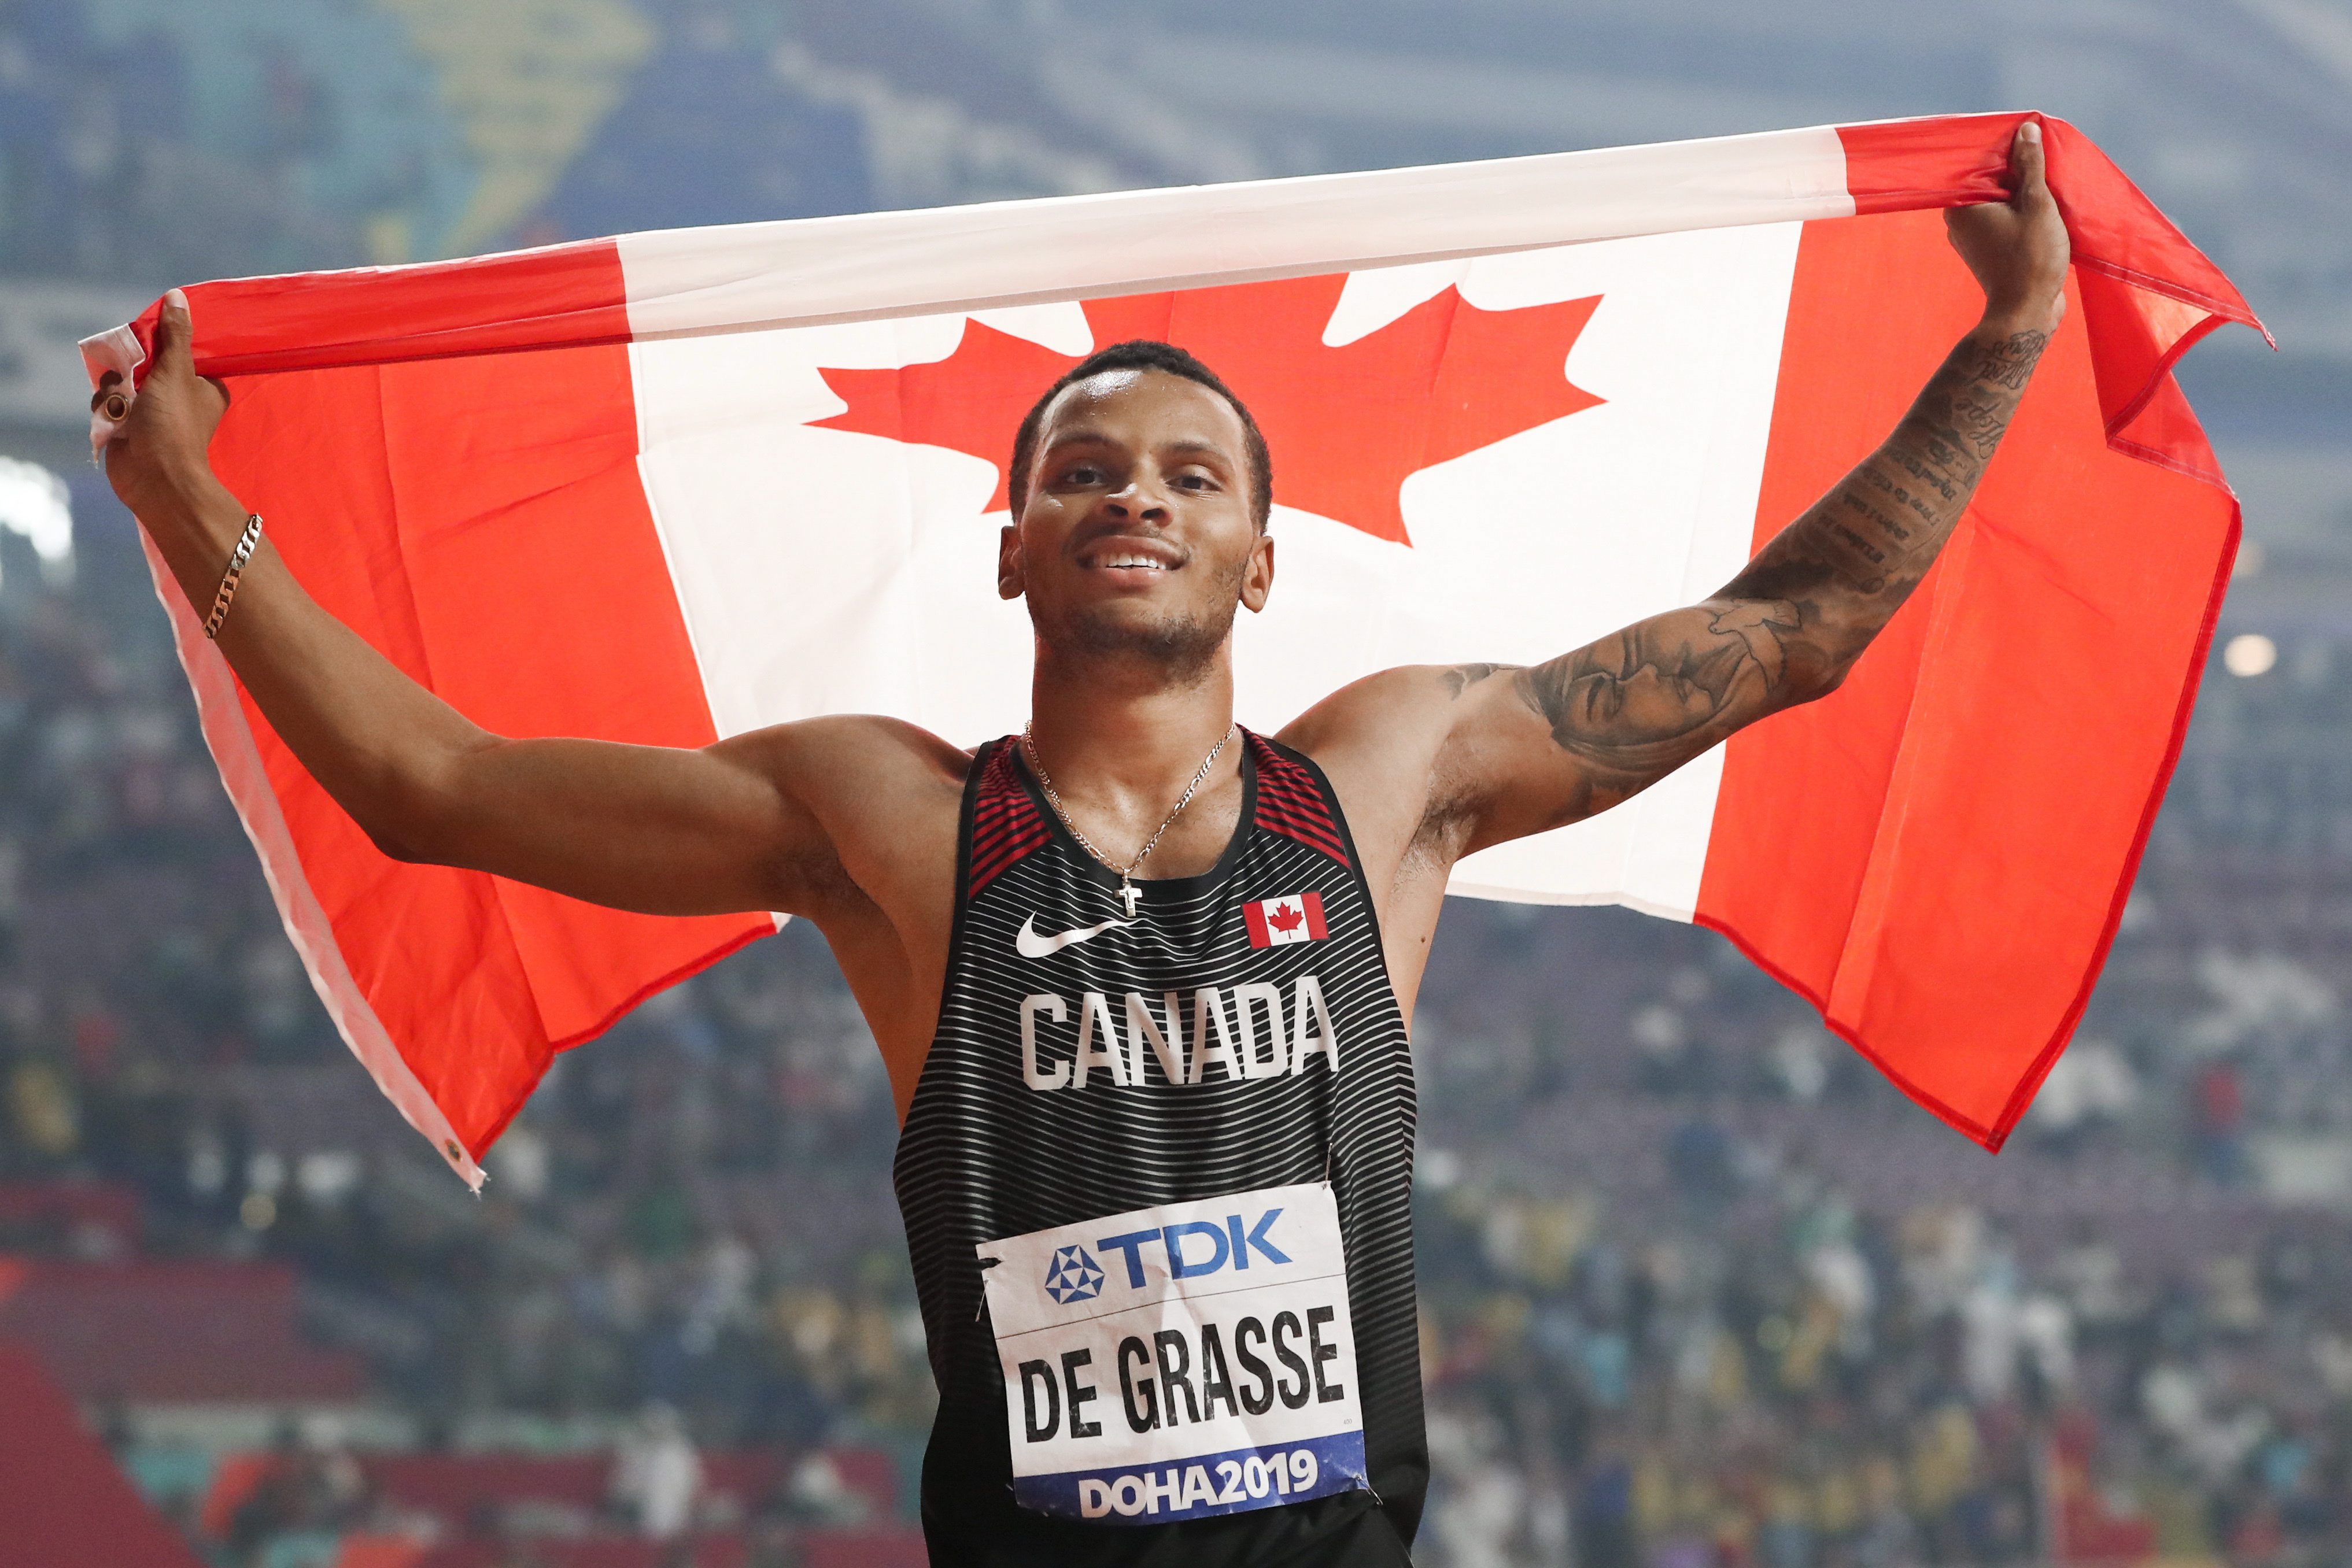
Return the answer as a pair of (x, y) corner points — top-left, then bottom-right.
(203, 513), (264, 640)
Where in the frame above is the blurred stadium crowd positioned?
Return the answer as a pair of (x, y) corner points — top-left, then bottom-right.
(6, 2), (2352, 1566)
(7, 505), (2352, 1568)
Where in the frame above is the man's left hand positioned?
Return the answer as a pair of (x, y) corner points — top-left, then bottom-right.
(1945, 120), (2072, 334)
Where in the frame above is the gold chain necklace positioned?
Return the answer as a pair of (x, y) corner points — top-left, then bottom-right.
(1021, 721), (1236, 918)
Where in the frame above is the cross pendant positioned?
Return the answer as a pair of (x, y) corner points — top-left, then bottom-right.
(1118, 879), (1143, 918)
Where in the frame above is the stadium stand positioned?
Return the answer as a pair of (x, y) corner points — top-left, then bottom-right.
(0, 1256), (369, 1402)
(0, 1343), (207, 1567)
(9, 485), (2351, 1563)
(3, 3), (2352, 1564)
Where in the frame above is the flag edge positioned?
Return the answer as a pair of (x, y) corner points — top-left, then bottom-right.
(133, 530), (489, 1190)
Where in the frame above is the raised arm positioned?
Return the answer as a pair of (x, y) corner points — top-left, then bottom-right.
(1424, 120), (2072, 856)
(97, 294), (941, 919)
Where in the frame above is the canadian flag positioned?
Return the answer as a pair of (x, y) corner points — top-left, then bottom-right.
(1246, 893), (1331, 949)
(84, 113), (2259, 1186)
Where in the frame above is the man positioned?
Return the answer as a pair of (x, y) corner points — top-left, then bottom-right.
(101, 124), (2066, 1565)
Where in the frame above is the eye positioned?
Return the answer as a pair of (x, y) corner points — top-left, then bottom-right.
(1173, 469), (1219, 492)
(1057, 463), (1106, 486)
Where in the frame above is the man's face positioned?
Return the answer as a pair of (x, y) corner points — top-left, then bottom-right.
(999, 369), (1273, 681)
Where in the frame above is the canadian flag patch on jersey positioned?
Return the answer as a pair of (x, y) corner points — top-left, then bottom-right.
(1245, 892), (1328, 948)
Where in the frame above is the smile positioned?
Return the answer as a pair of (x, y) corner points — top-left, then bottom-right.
(1075, 537), (1184, 573)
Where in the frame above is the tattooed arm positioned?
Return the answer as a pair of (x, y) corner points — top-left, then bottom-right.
(1421, 121), (2073, 857)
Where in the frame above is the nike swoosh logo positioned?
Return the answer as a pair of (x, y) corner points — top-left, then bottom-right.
(1017, 914), (1135, 960)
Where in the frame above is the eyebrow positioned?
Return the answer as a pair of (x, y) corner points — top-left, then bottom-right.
(1044, 428), (1235, 464)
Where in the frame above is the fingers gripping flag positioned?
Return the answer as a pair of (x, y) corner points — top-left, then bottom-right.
(84, 113), (2262, 1186)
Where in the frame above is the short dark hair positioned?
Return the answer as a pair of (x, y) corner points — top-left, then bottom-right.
(1007, 339), (1273, 530)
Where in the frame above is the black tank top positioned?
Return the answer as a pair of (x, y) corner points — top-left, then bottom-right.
(892, 732), (1427, 1565)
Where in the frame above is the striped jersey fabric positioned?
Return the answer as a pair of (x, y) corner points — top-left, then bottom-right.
(893, 732), (1428, 1563)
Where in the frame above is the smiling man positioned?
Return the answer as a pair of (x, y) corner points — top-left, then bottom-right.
(100, 126), (2066, 1566)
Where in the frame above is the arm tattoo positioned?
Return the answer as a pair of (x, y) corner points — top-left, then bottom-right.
(1513, 324), (2048, 814)
(1442, 662), (1509, 698)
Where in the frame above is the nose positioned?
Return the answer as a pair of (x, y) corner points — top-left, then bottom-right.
(1102, 475), (1172, 523)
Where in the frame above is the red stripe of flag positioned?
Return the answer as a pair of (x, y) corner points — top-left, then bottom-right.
(138, 239), (634, 384)
(204, 334), (763, 1162)
(1301, 891), (1328, 940)
(1696, 201), (2239, 1150)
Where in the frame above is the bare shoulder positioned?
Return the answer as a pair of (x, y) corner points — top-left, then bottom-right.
(1277, 662), (1522, 877)
(711, 716), (972, 1076)
(713, 713), (970, 898)
(1279, 661), (1519, 779)
(718, 712), (970, 803)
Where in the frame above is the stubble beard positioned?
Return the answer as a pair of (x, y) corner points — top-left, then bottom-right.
(1031, 561), (1246, 690)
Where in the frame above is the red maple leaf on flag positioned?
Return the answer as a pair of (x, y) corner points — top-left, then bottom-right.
(1266, 902), (1306, 935)
(812, 272), (1604, 546)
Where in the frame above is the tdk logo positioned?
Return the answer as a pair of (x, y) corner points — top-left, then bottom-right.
(1044, 1245), (1106, 1306)
(1065, 1208), (1291, 1299)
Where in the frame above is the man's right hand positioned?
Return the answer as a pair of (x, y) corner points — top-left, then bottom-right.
(94, 289), (233, 528)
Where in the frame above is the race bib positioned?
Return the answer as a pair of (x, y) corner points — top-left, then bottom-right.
(977, 1182), (1368, 1524)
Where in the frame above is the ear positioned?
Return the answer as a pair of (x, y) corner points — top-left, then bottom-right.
(1239, 530), (1275, 614)
(996, 521), (1025, 601)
